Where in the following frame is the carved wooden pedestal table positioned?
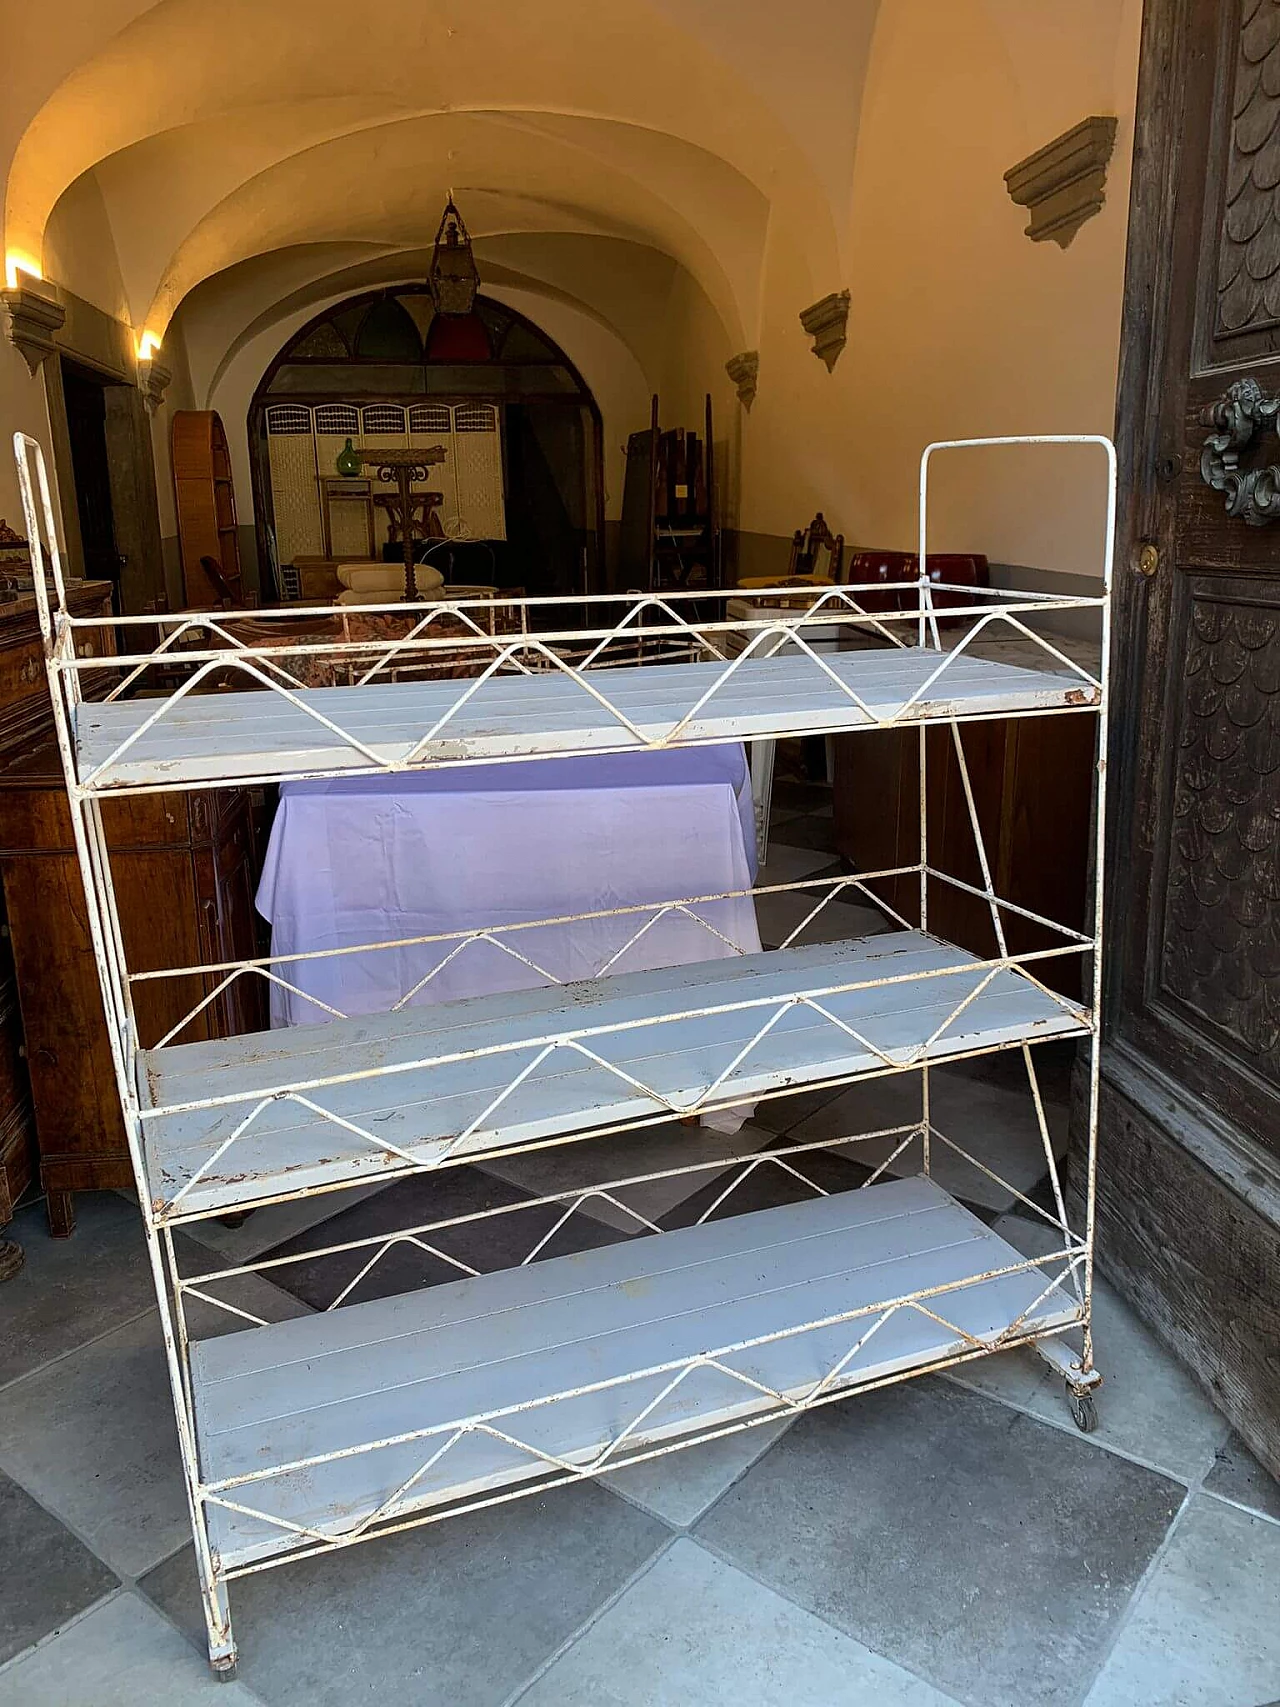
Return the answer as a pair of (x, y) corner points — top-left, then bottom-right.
(359, 447), (448, 601)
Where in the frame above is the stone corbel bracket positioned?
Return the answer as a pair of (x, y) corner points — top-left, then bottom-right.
(2, 283), (66, 375)
(1004, 116), (1118, 248)
(139, 358), (173, 415)
(799, 291), (850, 371)
(726, 350), (759, 409)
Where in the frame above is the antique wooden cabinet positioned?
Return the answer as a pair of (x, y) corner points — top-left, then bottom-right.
(0, 580), (114, 1230)
(833, 712), (1095, 999)
(0, 923), (34, 1227)
(172, 409), (242, 608)
(0, 765), (265, 1235)
(0, 580), (266, 1236)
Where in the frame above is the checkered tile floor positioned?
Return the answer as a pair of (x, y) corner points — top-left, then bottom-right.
(2, 796), (1278, 1705)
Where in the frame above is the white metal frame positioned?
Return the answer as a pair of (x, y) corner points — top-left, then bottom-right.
(16, 430), (1113, 1680)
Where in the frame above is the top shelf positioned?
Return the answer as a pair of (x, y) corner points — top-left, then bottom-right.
(73, 642), (1100, 793)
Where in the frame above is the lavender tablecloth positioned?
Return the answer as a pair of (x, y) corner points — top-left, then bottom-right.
(256, 746), (761, 1029)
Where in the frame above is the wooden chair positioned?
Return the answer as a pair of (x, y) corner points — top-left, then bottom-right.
(198, 554), (247, 609)
(787, 512), (845, 584)
(736, 512), (845, 593)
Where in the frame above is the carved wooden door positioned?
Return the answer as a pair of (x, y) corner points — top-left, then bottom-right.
(1117, 0), (1280, 1148)
(1102, 0), (1280, 1472)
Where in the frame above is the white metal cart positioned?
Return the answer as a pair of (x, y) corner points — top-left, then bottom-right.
(16, 432), (1113, 1680)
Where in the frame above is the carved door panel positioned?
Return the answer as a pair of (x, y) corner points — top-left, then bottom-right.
(1115, 0), (1280, 1158)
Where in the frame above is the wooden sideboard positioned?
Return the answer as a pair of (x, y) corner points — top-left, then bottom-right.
(833, 711), (1095, 999)
(0, 579), (114, 1233)
(0, 922), (34, 1227)
(0, 581), (267, 1236)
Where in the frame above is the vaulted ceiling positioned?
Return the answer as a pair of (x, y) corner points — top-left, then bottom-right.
(6, 0), (893, 364)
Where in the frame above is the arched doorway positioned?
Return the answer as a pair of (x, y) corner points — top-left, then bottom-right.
(248, 288), (605, 602)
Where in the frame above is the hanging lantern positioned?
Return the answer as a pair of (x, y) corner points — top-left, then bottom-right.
(428, 197), (480, 316)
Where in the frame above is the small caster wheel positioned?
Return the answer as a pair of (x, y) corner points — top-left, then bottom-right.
(1067, 1382), (1098, 1433)
(210, 1656), (238, 1683)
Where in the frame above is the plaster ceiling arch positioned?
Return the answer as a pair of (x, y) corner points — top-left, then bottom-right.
(0, 0), (161, 269)
(183, 235), (699, 408)
(140, 110), (758, 349)
(7, 0), (848, 296)
(71, 97), (420, 323)
(77, 106), (769, 336)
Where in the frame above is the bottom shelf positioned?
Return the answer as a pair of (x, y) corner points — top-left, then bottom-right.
(192, 1176), (1081, 1571)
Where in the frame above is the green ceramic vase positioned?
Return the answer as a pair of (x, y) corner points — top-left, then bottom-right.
(336, 437), (361, 477)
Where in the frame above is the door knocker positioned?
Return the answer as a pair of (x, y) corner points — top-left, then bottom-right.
(1200, 376), (1280, 526)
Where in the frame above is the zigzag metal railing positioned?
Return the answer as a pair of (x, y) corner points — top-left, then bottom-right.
(46, 585), (1106, 796)
(175, 1082), (1084, 1331)
(190, 1243), (1085, 1572)
(132, 861), (1092, 1050)
(128, 865), (960, 1043)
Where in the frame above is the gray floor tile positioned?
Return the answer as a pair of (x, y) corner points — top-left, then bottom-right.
(0, 1194), (157, 1388)
(142, 1480), (667, 1707)
(257, 1167), (620, 1309)
(766, 813), (838, 854)
(755, 891), (887, 949)
(518, 1538), (959, 1706)
(0, 1468), (116, 1667)
(697, 1377), (1182, 1707)
(787, 1062), (1064, 1212)
(0, 1591), (262, 1705)
(757, 844), (834, 886)
(604, 1416), (793, 1527)
(1084, 1496), (1280, 1706)
(955, 1216), (1231, 1483)
(1203, 1433), (1280, 1522)
(180, 1184), (391, 1262)
(771, 779), (833, 814)
(480, 1120), (778, 1235)
(0, 1278), (308, 1579)
(751, 1080), (847, 1137)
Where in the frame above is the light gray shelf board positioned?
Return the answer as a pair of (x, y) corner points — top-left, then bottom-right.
(77, 647), (1099, 790)
(192, 1175), (1081, 1570)
(139, 931), (1086, 1222)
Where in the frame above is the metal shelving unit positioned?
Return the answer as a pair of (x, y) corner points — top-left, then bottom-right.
(16, 431), (1113, 1680)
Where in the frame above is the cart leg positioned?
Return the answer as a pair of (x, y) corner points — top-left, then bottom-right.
(199, 1558), (238, 1680)
(1033, 1335), (1102, 1433)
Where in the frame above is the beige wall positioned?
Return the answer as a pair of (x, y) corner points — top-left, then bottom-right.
(735, 0), (1144, 577)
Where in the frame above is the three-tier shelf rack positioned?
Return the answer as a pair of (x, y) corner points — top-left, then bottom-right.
(16, 431), (1113, 1680)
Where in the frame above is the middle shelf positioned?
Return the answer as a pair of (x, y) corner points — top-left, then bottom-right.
(139, 930), (1087, 1223)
